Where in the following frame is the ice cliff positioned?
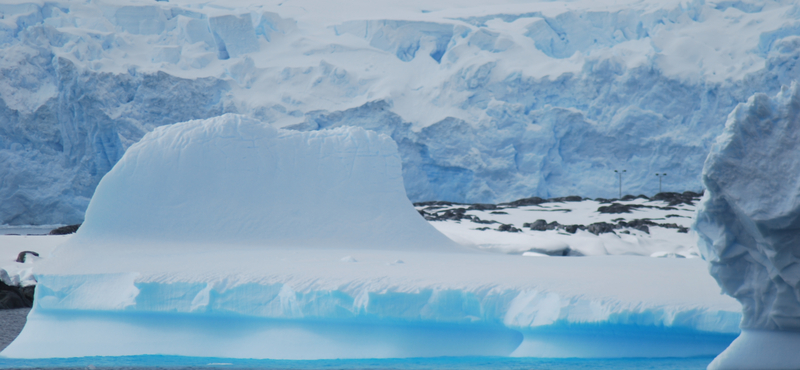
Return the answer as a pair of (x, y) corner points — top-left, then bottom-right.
(696, 82), (800, 369)
(3, 0), (800, 224)
(2, 114), (740, 359)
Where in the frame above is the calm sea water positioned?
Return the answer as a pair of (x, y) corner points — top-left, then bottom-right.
(0, 356), (713, 370)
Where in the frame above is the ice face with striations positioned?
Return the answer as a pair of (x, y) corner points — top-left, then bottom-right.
(696, 82), (800, 369)
(3, 0), (800, 225)
(2, 114), (741, 359)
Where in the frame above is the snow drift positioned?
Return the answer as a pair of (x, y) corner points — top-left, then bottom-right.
(2, 114), (740, 359)
(3, 0), (800, 224)
(697, 82), (800, 369)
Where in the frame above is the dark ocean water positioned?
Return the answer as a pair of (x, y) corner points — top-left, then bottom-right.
(0, 356), (713, 370)
(0, 309), (29, 353)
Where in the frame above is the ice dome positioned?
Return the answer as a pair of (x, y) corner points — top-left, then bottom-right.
(69, 113), (460, 251)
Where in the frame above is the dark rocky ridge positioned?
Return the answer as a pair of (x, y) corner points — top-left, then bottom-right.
(49, 223), (81, 235)
(0, 281), (34, 310)
(416, 191), (702, 227)
(416, 192), (699, 238)
(519, 217), (689, 235)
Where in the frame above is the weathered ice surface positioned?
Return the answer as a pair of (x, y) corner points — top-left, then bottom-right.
(696, 82), (800, 369)
(3, 0), (800, 224)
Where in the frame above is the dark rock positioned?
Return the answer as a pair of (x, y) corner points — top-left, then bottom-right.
(524, 219), (548, 231)
(501, 197), (546, 207)
(421, 207), (493, 223)
(652, 191), (702, 206)
(49, 224), (81, 235)
(468, 203), (498, 211)
(618, 219), (656, 234)
(621, 194), (650, 201)
(413, 201), (459, 207)
(15, 251), (39, 263)
(20, 286), (35, 302)
(474, 227), (490, 231)
(598, 203), (640, 214)
(497, 224), (521, 232)
(426, 208), (467, 221)
(529, 246), (584, 257)
(587, 222), (616, 235)
(0, 281), (32, 309)
(594, 198), (616, 203)
(549, 195), (582, 202)
(0, 291), (27, 310)
(678, 227), (689, 233)
(489, 211), (508, 215)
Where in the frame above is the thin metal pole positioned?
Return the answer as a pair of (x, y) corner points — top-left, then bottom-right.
(614, 170), (626, 198)
(655, 173), (667, 194)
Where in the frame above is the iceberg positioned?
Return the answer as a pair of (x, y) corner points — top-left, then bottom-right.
(696, 82), (800, 369)
(3, 0), (800, 225)
(2, 114), (740, 359)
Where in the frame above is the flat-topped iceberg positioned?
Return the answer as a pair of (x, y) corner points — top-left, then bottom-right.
(3, 114), (740, 359)
(697, 82), (800, 369)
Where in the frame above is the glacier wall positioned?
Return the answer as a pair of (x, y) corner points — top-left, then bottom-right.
(696, 82), (800, 369)
(3, 0), (800, 224)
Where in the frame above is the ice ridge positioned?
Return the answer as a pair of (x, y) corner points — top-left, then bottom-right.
(697, 82), (800, 369)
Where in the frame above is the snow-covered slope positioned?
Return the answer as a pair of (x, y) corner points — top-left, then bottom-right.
(697, 83), (800, 369)
(416, 192), (701, 257)
(3, 0), (800, 224)
(2, 114), (740, 359)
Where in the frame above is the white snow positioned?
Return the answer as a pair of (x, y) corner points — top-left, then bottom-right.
(696, 82), (800, 369)
(417, 197), (700, 257)
(0, 232), (69, 287)
(1, 114), (740, 360)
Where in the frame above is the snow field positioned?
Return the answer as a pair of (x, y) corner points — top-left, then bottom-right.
(417, 196), (701, 257)
(0, 232), (69, 288)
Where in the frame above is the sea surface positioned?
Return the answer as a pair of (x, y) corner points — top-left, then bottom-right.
(0, 356), (714, 370)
